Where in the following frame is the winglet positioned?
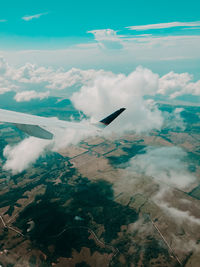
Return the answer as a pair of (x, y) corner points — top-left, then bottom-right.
(95, 108), (126, 129)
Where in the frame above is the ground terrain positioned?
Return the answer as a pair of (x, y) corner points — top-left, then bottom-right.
(0, 101), (199, 267)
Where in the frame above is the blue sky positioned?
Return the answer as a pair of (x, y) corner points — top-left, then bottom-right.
(0, 0), (200, 76)
(0, 0), (200, 44)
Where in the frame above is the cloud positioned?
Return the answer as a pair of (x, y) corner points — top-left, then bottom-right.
(3, 121), (97, 174)
(158, 71), (200, 98)
(0, 57), (9, 75)
(172, 236), (200, 253)
(87, 29), (123, 49)
(159, 202), (200, 225)
(88, 29), (118, 40)
(0, 57), (199, 104)
(3, 137), (51, 174)
(127, 146), (196, 189)
(127, 21), (200, 31)
(0, 57), (19, 93)
(162, 108), (186, 131)
(22, 12), (48, 21)
(51, 120), (97, 152)
(0, 58), (112, 98)
(1, 31), (200, 74)
(14, 90), (50, 102)
(0, 87), (11, 94)
(152, 187), (200, 228)
(71, 66), (163, 133)
(0, 19), (7, 23)
(148, 186), (200, 258)
(45, 68), (109, 91)
(0, 58), (199, 174)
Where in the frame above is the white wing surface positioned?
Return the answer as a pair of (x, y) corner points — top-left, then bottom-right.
(0, 108), (126, 140)
(0, 108), (82, 139)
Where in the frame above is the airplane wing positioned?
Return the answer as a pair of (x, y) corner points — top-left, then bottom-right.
(0, 107), (126, 140)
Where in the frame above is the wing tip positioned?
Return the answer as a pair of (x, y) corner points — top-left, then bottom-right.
(99, 107), (126, 127)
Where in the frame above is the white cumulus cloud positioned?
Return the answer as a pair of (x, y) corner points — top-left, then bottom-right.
(14, 90), (50, 102)
(71, 66), (163, 133)
(3, 137), (51, 174)
(158, 71), (200, 98)
(0, 58), (113, 98)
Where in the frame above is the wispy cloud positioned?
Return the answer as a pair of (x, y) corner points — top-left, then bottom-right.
(127, 146), (196, 189)
(153, 188), (200, 227)
(127, 21), (200, 31)
(22, 12), (48, 21)
(0, 19), (7, 22)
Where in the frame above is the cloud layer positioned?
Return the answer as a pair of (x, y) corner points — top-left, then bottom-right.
(0, 57), (199, 103)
